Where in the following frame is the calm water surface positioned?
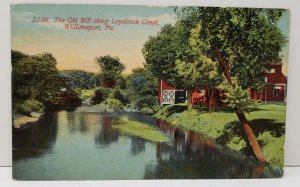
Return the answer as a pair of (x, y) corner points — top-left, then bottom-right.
(13, 109), (282, 180)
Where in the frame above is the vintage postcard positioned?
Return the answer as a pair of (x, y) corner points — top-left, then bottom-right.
(11, 4), (289, 180)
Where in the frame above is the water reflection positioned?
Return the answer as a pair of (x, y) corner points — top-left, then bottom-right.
(66, 111), (94, 133)
(146, 120), (278, 179)
(130, 136), (146, 155)
(13, 110), (282, 180)
(13, 112), (58, 161)
(94, 116), (119, 148)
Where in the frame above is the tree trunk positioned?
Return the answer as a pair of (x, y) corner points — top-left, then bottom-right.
(216, 90), (222, 107)
(251, 163), (266, 178)
(236, 112), (266, 162)
(147, 104), (157, 113)
(211, 44), (266, 163)
(186, 90), (193, 110)
(205, 86), (214, 112)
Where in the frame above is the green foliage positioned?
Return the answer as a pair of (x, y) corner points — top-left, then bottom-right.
(155, 103), (285, 167)
(225, 136), (247, 152)
(74, 88), (82, 95)
(133, 95), (158, 112)
(11, 50), (75, 106)
(126, 67), (159, 111)
(143, 20), (222, 92)
(115, 76), (127, 90)
(218, 78), (257, 113)
(108, 89), (128, 105)
(188, 23), (225, 88)
(142, 24), (185, 87)
(112, 117), (169, 142)
(176, 7), (287, 88)
(172, 8), (287, 161)
(106, 98), (123, 110)
(93, 87), (111, 104)
(257, 131), (285, 167)
(59, 70), (97, 89)
(14, 99), (44, 116)
(95, 55), (125, 81)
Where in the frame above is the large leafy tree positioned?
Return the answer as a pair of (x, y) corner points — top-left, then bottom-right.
(176, 23), (224, 111)
(95, 55), (125, 81)
(142, 25), (177, 83)
(12, 50), (81, 107)
(175, 7), (287, 162)
(12, 51), (65, 104)
(143, 23), (196, 107)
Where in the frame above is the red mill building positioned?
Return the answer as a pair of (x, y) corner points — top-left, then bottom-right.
(251, 64), (287, 102)
(158, 64), (287, 105)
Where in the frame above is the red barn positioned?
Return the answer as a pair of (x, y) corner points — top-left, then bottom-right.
(158, 80), (215, 105)
(158, 64), (287, 105)
(251, 64), (287, 102)
(158, 80), (185, 105)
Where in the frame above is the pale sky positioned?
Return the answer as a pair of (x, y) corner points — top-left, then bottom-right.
(11, 4), (289, 75)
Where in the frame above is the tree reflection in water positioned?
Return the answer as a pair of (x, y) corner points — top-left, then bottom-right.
(144, 120), (277, 179)
(13, 111), (282, 179)
(94, 115), (119, 148)
(130, 136), (146, 155)
(13, 112), (58, 161)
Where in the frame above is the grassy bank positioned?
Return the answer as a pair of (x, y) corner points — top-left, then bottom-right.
(80, 89), (96, 100)
(112, 117), (169, 142)
(12, 99), (44, 128)
(154, 103), (285, 168)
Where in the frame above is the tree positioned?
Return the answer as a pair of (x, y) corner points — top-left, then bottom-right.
(95, 55), (125, 86)
(12, 50), (81, 107)
(127, 67), (159, 112)
(176, 23), (224, 112)
(12, 51), (64, 104)
(175, 7), (287, 162)
(143, 23), (195, 108)
(59, 70), (97, 89)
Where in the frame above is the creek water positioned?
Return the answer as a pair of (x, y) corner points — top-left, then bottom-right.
(12, 109), (282, 180)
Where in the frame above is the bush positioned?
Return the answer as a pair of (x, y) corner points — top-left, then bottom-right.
(107, 98), (123, 111)
(108, 89), (128, 104)
(74, 88), (82, 95)
(15, 99), (44, 116)
(133, 95), (158, 112)
(92, 87), (111, 104)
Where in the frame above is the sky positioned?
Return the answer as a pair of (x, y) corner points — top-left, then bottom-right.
(11, 4), (290, 75)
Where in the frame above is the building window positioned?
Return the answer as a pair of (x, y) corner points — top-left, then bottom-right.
(273, 89), (280, 98)
(267, 68), (275, 73)
(162, 90), (175, 104)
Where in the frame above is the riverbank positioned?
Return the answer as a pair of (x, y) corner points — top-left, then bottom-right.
(13, 112), (43, 128)
(154, 103), (285, 168)
(13, 107), (281, 180)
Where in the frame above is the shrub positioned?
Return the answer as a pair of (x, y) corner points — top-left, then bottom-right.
(74, 88), (82, 95)
(108, 89), (128, 104)
(92, 87), (111, 104)
(15, 99), (44, 116)
(133, 95), (158, 112)
(107, 98), (123, 111)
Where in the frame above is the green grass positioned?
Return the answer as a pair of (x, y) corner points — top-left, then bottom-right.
(112, 117), (169, 142)
(14, 99), (44, 116)
(246, 104), (286, 123)
(154, 103), (286, 168)
(80, 89), (97, 101)
(81, 89), (96, 97)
